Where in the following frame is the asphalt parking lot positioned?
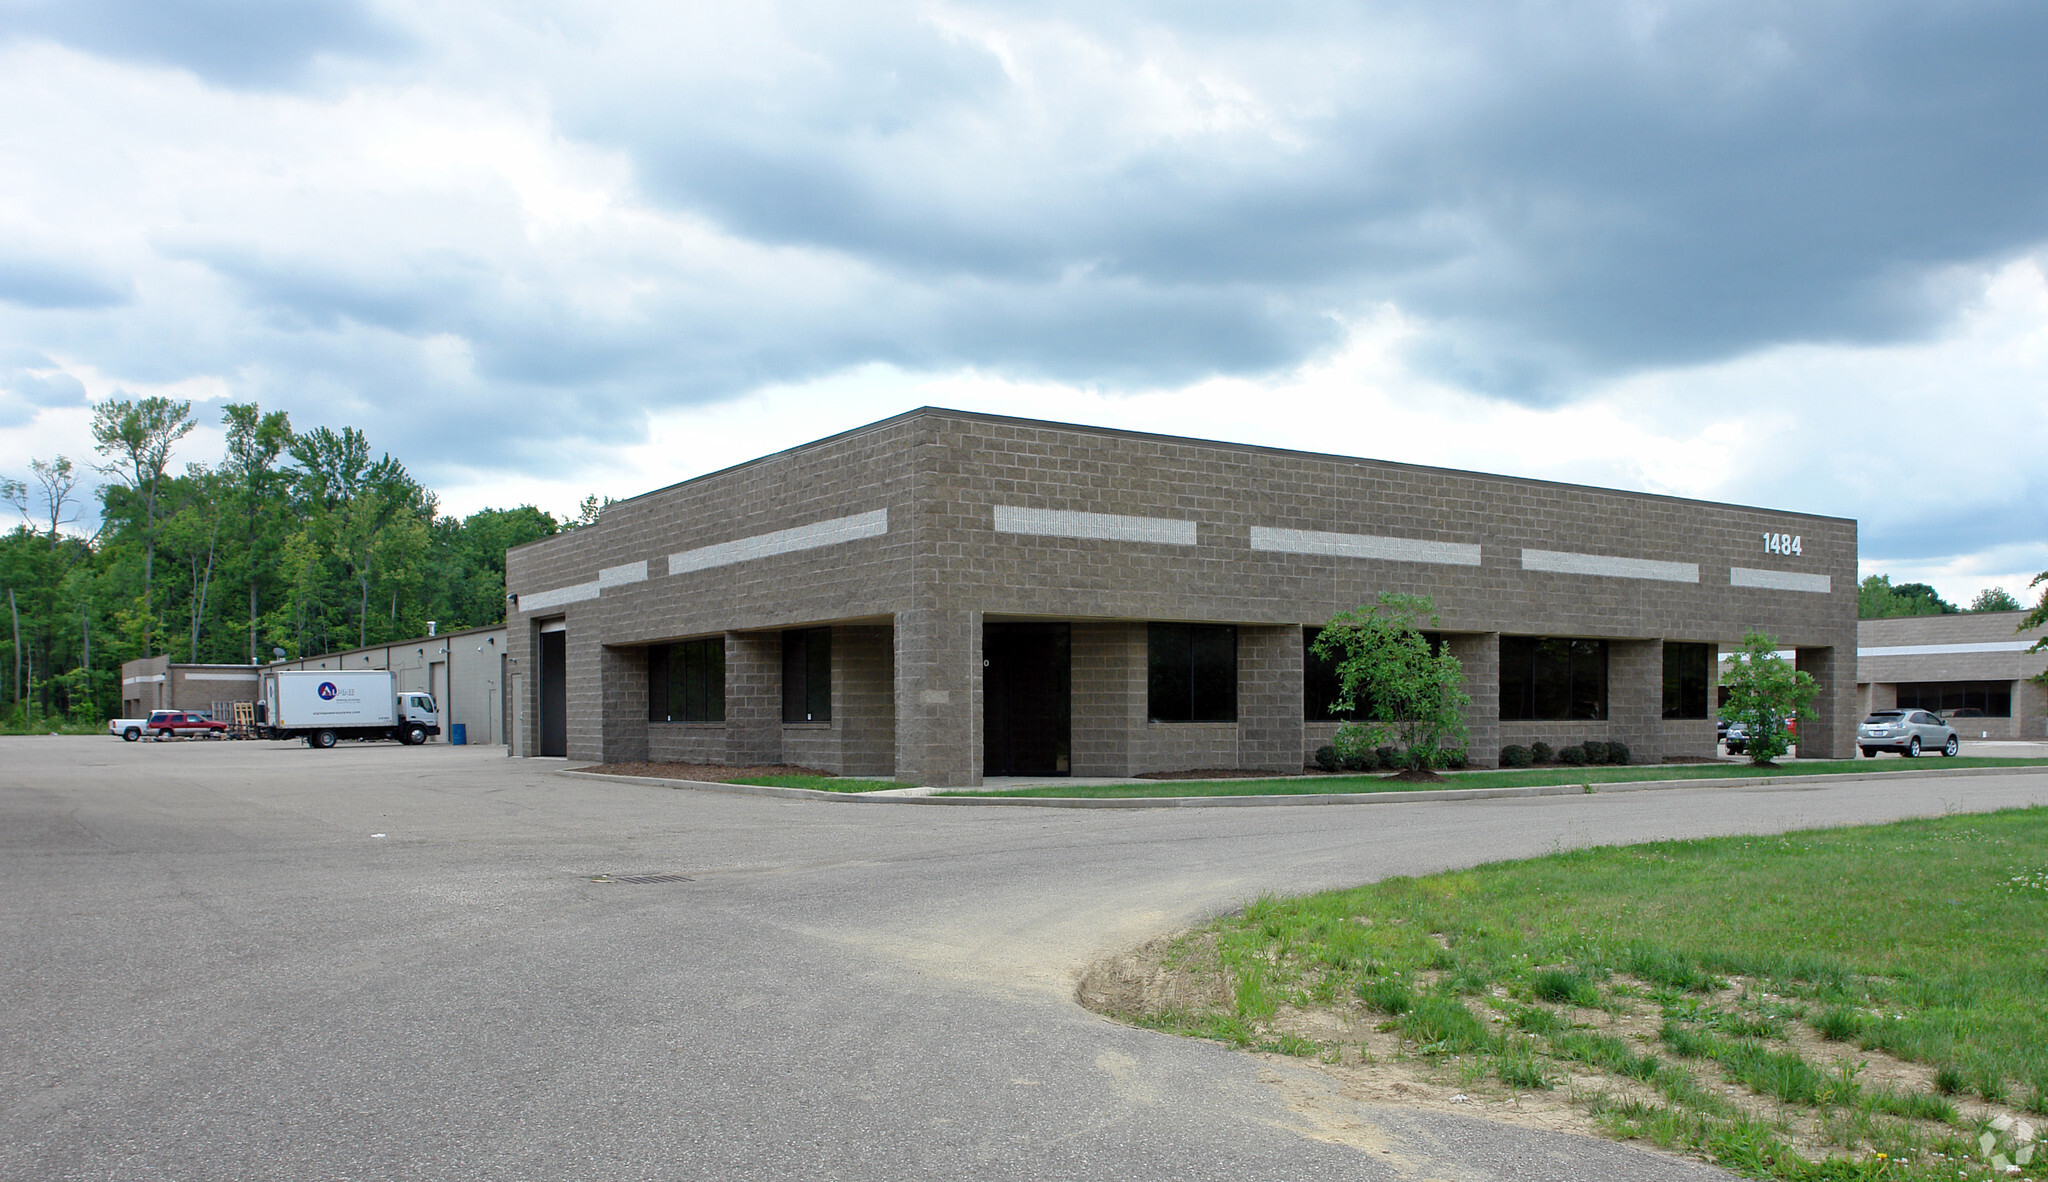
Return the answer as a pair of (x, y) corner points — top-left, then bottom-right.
(6, 737), (2046, 1182)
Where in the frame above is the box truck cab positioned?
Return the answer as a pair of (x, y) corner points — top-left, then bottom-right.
(262, 670), (441, 748)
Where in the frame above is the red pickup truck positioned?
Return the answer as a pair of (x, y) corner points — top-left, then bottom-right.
(107, 710), (230, 741)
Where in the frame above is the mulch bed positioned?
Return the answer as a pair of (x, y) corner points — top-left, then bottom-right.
(1135, 767), (1448, 783)
(1134, 768), (1297, 780)
(579, 761), (838, 783)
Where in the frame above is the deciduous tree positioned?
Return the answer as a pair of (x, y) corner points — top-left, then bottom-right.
(1720, 630), (1819, 766)
(1310, 592), (1469, 774)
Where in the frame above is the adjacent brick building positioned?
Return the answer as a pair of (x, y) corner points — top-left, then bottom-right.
(1857, 612), (2048, 740)
(504, 409), (1857, 784)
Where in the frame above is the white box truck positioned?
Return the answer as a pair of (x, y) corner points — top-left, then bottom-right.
(262, 670), (440, 748)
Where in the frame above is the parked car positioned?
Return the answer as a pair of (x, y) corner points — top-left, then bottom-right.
(113, 708), (231, 737)
(1859, 709), (1959, 758)
(1722, 716), (1794, 755)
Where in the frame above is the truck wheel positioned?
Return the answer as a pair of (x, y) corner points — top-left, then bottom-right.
(313, 729), (338, 750)
(404, 724), (427, 746)
(123, 727), (141, 742)
(157, 728), (174, 741)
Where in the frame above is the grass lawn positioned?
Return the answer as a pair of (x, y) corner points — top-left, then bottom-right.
(726, 774), (905, 793)
(1094, 807), (2048, 1181)
(945, 757), (2048, 799)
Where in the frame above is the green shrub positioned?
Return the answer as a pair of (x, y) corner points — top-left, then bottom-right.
(1607, 741), (1630, 765)
(1374, 745), (1400, 771)
(1530, 741), (1554, 764)
(1558, 744), (1588, 766)
(1445, 749), (1468, 770)
(1313, 744), (1340, 772)
(1500, 744), (1532, 767)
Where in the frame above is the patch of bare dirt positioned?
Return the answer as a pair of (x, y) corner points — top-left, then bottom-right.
(580, 761), (838, 782)
(1077, 933), (1230, 1017)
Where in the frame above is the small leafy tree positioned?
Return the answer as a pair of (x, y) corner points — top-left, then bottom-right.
(1969, 586), (2021, 613)
(1311, 593), (1469, 773)
(1720, 630), (1818, 765)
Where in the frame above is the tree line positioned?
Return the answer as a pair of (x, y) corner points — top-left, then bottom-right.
(1858, 574), (2030, 619)
(2, 396), (588, 727)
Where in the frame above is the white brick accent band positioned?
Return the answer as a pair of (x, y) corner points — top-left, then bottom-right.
(122, 674), (166, 686)
(598, 561), (648, 589)
(519, 581), (600, 612)
(1522, 549), (1699, 584)
(1858, 640), (2034, 657)
(669, 508), (889, 576)
(993, 506), (1198, 546)
(1730, 567), (1832, 594)
(181, 671), (259, 682)
(1251, 526), (1481, 566)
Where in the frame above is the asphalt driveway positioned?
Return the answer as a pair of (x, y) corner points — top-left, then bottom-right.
(6, 736), (2044, 1181)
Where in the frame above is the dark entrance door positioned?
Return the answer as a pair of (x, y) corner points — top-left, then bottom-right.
(984, 623), (1070, 776)
(538, 628), (567, 757)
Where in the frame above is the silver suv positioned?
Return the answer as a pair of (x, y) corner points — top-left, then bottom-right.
(1858, 709), (1959, 758)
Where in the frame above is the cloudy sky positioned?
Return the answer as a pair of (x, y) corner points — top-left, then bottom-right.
(3, 0), (2045, 604)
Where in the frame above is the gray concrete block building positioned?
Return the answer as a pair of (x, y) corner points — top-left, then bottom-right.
(120, 624), (511, 745)
(120, 655), (261, 718)
(504, 409), (1857, 784)
(1857, 612), (2048, 740)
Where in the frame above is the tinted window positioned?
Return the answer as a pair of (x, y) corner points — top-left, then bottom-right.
(650, 638), (727, 723)
(1149, 623), (1236, 722)
(1305, 628), (1446, 721)
(1661, 642), (1710, 720)
(1500, 636), (1609, 721)
(781, 628), (830, 723)
(1895, 681), (2012, 717)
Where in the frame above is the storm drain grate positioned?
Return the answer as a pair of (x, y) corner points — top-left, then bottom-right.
(588, 873), (694, 885)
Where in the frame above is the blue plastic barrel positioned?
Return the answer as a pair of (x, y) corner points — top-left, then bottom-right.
(450, 723), (467, 745)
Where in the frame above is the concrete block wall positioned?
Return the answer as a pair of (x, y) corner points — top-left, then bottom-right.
(1448, 632), (1499, 767)
(725, 631), (783, 766)
(1237, 625), (1304, 773)
(1070, 622), (1135, 777)
(836, 625), (897, 777)
(1796, 646), (1852, 759)
(1608, 639), (1663, 762)
(599, 645), (648, 764)
(648, 723), (726, 763)
(892, 609), (981, 787)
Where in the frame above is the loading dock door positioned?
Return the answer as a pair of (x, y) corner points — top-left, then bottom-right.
(538, 627), (568, 757)
(983, 623), (1070, 776)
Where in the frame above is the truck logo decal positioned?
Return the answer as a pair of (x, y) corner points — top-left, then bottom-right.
(318, 682), (338, 700)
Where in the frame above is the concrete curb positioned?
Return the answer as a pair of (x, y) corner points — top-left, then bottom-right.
(556, 762), (2048, 809)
